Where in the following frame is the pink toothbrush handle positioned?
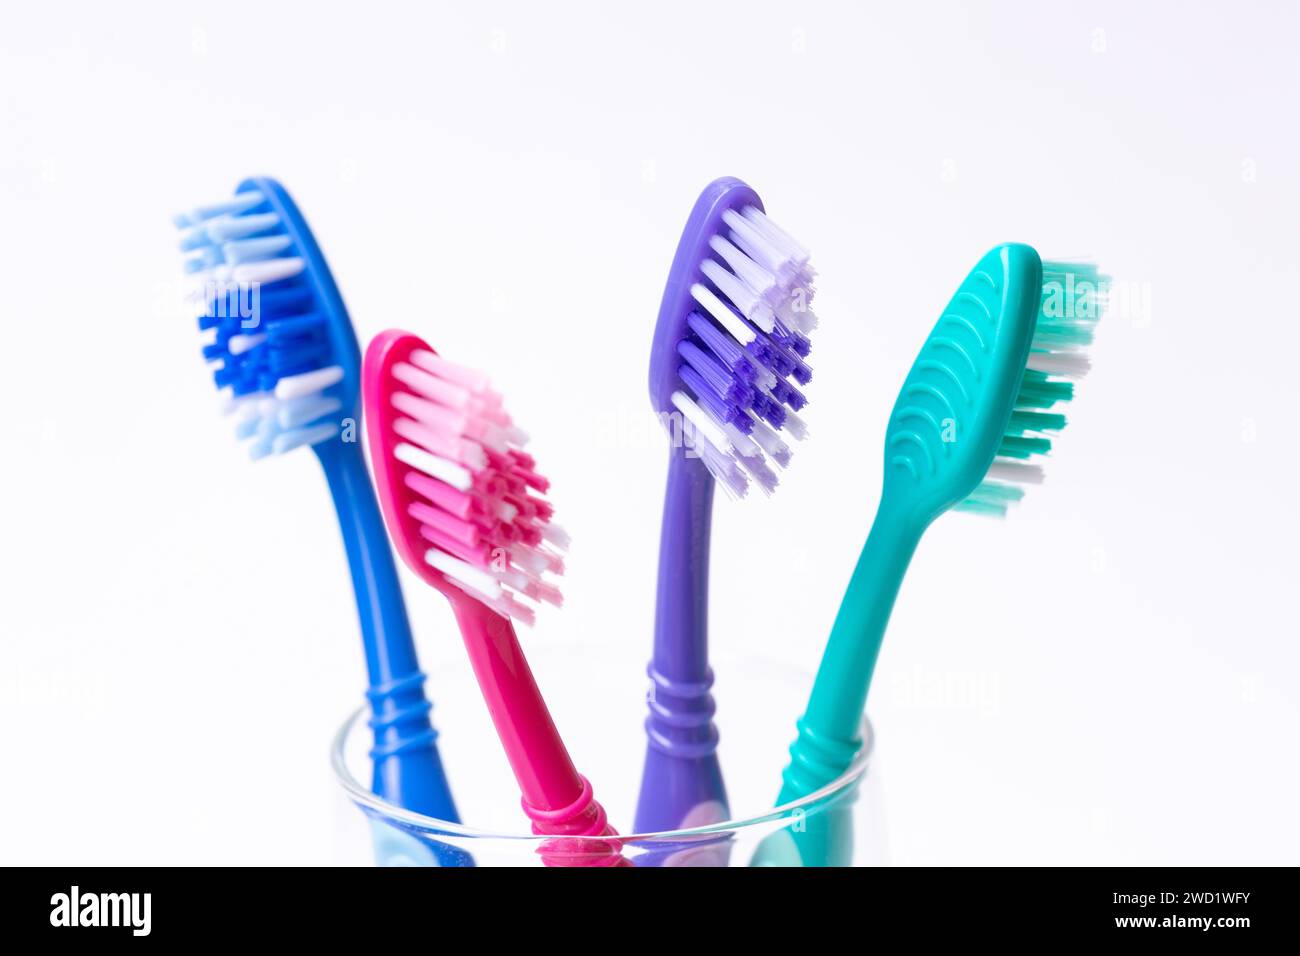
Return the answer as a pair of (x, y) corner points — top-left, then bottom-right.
(448, 596), (629, 865)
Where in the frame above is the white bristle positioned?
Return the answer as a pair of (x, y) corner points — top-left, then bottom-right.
(227, 333), (266, 356)
(541, 523), (570, 550)
(205, 212), (280, 243)
(721, 421), (763, 461)
(695, 434), (749, 500)
(269, 422), (338, 456)
(987, 460), (1046, 485)
(746, 415), (792, 468)
(722, 209), (793, 282)
(746, 360), (779, 392)
(1026, 350), (1092, 378)
(510, 548), (549, 575)
(173, 192), (262, 227)
(778, 404), (808, 442)
(497, 566), (539, 596)
(742, 206), (811, 267)
(708, 235), (778, 301)
(527, 544), (565, 573)
(394, 442), (473, 491)
(278, 394), (342, 430)
(690, 283), (756, 346)
(425, 548), (503, 600)
(701, 259), (776, 333)
(671, 390), (733, 454)
(665, 393), (752, 498)
(231, 256), (305, 287)
(275, 365), (344, 400)
(441, 574), (501, 610)
(393, 415), (488, 470)
(222, 235), (293, 264)
(736, 449), (778, 495)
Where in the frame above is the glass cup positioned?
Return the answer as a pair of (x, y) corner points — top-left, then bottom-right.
(331, 642), (881, 866)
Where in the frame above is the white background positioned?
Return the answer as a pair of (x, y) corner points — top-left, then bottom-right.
(1, 1), (1297, 865)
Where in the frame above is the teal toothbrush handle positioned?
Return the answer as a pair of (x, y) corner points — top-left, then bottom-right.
(779, 507), (920, 803)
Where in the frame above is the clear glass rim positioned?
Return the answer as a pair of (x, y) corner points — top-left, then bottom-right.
(331, 705), (874, 843)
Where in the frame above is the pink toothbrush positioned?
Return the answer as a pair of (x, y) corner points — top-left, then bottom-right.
(363, 329), (627, 866)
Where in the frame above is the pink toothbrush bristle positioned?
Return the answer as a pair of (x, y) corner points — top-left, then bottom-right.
(381, 346), (566, 625)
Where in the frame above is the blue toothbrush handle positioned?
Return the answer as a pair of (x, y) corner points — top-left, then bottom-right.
(316, 438), (460, 823)
(634, 449), (730, 837)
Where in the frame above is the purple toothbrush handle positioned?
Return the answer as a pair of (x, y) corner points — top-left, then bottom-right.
(633, 449), (730, 834)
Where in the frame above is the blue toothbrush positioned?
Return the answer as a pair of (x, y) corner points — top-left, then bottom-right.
(173, 178), (464, 858)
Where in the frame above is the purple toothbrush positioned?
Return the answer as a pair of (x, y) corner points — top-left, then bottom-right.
(637, 177), (818, 839)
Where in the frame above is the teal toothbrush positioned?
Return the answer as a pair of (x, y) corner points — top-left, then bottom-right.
(766, 244), (1104, 862)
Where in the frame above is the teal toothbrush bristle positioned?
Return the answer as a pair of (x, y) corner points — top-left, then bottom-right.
(956, 260), (1106, 517)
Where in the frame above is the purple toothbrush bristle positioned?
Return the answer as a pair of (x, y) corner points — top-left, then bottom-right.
(752, 328), (795, 377)
(678, 364), (748, 433)
(685, 311), (752, 380)
(744, 338), (780, 374)
(774, 323), (811, 358)
(665, 199), (818, 499)
(678, 340), (755, 409)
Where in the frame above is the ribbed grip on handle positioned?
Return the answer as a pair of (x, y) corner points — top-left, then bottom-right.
(317, 439), (459, 822)
(367, 670), (438, 760)
(365, 670), (459, 822)
(525, 776), (630, 867)
(522, 774), (610, 836)
(643, 663), (719, 759)
(778, 717), (863, 804)
(636, 449), (731, 833)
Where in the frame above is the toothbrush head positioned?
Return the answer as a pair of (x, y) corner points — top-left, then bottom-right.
(648, 177), (818, 498)
(882, 243), (1105, 526)
(174, 177), (360, 459)
(363, 329), (567, 626)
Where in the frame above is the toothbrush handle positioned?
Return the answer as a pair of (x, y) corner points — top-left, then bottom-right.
(779, 508), (919, 803)
(448, 597), (621, 845)
(634, 449), (730, 834)
(317, 439), (459, 821)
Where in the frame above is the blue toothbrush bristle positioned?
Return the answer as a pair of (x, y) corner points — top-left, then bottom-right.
(673, 206), (818, 499)
(957, 260), (1107, 517)
(175, 188), (346, 459)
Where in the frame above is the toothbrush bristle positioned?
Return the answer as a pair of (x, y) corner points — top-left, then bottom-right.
(174, 186), (345, 459)
(957, 261), (1107, 517)
(673, 206), (817, 498)
(384, 347), (566, 626)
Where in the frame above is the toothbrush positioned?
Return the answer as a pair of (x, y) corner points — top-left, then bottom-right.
(768, 245), (1103, 863)
(362, 329), (628, 866)
(173, 179), (461, 833)
(637, 176), (819, 836)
